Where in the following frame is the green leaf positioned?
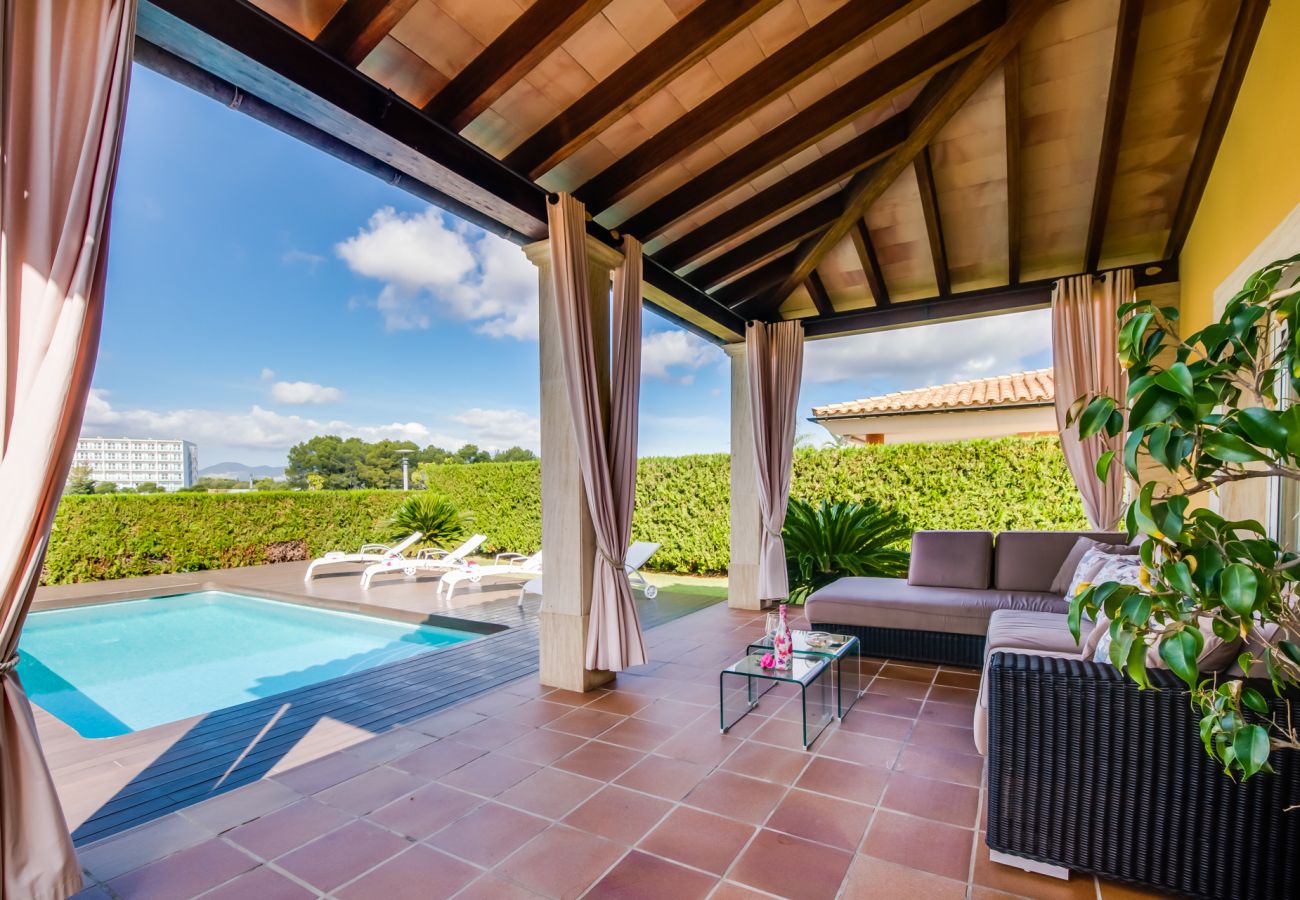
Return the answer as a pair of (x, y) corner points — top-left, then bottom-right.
(1234, 724), (1271, 779)
(1163, 559), (1195, 595)
(1201, 433), (1270, 464)
(1242, 687), (1270, 716)
(1237, 407), (1288, 454)
(1154, 363), (1194, 398)
(1220, 564), (1258, 618)
(1079, 396), (1117, 438)
(1159, 629), (1202, 688)
(1129, 388), (1180, 429)
(1095, 450), (1116, 483)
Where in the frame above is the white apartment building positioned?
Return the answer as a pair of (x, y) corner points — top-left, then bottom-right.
(72, 438), (198, 491)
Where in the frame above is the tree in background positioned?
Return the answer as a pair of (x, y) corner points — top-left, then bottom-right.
(454, 444), (491, 464)
(287, 435), (537, 489)
(93, 481), (118, 494)
(253, 477), (280, 491)
(66, 465), (96, 495)
(135, 481), (162, 493)
(492, 446), (537, 462)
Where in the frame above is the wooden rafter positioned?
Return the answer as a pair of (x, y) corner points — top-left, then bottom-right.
(315, 0), (417, 67)
(1084, 0), (1143, 273)
(505, 0), (783, 179)
(576, 0), (927, 210)
(686, 198), (840, 291)
(913, 146), (951, 296)
(849, 220), (890, 307)
(805, 271), (835, 317)
(764, 0), (1053, 309)
(617, 1), (1003, 241)
(423, 0), (611, 131)
(715, 253), (798, 310)
(1004, 51), (1021, 285)
(1164, 0), (1269, 259)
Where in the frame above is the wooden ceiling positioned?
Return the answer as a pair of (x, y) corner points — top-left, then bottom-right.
(136, 0), (1268, 342)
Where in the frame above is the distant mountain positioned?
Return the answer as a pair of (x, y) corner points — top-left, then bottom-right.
(199, 462), (287, 481)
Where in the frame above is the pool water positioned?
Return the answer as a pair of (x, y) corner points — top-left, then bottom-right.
(18, 591), (476, 738)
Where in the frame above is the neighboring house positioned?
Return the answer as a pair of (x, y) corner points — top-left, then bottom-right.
(810, 369), (1056, 445)
(72, 437), (198, 490)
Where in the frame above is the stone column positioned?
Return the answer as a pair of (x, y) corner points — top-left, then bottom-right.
(725, 343), (763, 610)
(524, 236), (623, 692)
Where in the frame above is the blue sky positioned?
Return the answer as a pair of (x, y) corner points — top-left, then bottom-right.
(87, 65), (1052, 468)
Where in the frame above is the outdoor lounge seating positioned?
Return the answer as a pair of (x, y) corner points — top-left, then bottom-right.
(303, 531), (423, 582)
(359, 534), (486, 589)
(514, 541), (663, 607)
(437, 549), (543, 602)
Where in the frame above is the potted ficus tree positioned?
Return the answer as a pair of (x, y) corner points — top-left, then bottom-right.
(1070, 253), (1300, 781)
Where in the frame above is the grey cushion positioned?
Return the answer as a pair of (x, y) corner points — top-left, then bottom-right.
(974, 610), (1082, 754)
(993, 531), (1129, 592)
(907, 531), (993, 590)
(805, 576), (1065, 637)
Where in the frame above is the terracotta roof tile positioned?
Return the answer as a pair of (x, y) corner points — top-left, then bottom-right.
(811, 369), (1054, 418)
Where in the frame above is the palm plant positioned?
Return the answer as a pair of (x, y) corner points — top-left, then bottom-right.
(387, 493), (472, 550)
(783, 498), (911, 603)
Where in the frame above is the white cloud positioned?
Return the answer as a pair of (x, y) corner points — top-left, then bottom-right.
(270, 380), (344, 405)
(259, 368), (276, 381)
(83, 389), (428, 451)
(641, 329), (719, 384)
(802, 309), (1052, 386)
(336, 207), (538, 339)
(447, 408), (541, 452)
(281, 249), (325, 271)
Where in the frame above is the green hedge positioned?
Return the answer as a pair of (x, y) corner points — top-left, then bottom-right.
(44, 437), (1086, 584)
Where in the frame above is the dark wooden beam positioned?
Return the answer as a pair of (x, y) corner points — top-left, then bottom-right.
(315, 0), (417, 67)
(616, 1), (1002, 240)
(1004, 51), (1021, 285)
(424, 0), (612, 131)
(656, 116), (906, 271)
(1084, 0), (1143, 273)
(686, 197), (841, 291)
(714, 253), (798, 310)
(766, 0), (1052, 307)
(849, 219), (890, 307)
(806, 271), (835, 317)
(1164, 0), (1269, 260)
(576, 0), (927, 209)
(505, 0), (783, 178)
(913, 146), (951, 296)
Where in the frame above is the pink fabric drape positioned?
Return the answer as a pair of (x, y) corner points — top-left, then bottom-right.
(1, 2), (135, 897)
(1052, 269), (1131, 529)
(746, 320), (804, 600)
(546, 195), (646, 671)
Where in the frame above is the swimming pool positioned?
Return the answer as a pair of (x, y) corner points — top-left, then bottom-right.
(18, 591), (479, 738)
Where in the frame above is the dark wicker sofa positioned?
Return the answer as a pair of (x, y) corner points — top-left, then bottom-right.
(986, 652), (1300, 899)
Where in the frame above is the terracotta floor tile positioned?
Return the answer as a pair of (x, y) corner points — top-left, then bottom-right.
(367, 781), (482, 840)
(438, 752), (539, 796)
(224, 797), (353, 859)
(597, 716), (677, 751)
(181, 779), (301, 833)
(496, 825), (626, 899)
(543, 688), (607, 707)
(408, 708), (487, 738)
(910, 722), (981, 757)
(336, 844), (479, 900)
(749, 714), (807, 748)
(973, 840), (1097, 899)
(766, 788), (874, 851)
(722, 740), (812, 785)
(710, 882), (777, 900)
(818, 730), (903, 768)
(425, 802), (548, 867)
(729, 828), (854, 900)
(553, 740), (646, 782)
(929, 684), (979, 706)
(935, 669), (982, 689)
(314, 765), (426, 815)
(454, 874), (543, 900)
(896, 744), (986, 787)
(390, 739), (486, 779)
(275, 820), (410, 891)
(794, 756), (888, 807)
(860, 810), (973, 882)
(199, 865), (315, 900)
(586, 850), (718, 899)
(632, 699), (708, 727)
(637, 806), (754, 874)
(657, 724), (743, 766)
(77, 814), (212, 882)
(563, 785), (673, 845)
(344, 727), (438, 765)
(1097, 878), (1171, 898)
(868, 677), (932, 700)
(882, 771), (981, 827)
(585, 690), (655, 716)
(453, 717), (535, 751)
(684, 770), (785, 825)
(614, 753), (712, 801)
(462, 689), (529, 717)
(272, 752), (373, 795)
(498, 728), (587, 766)
(857, 693), (925, 719)
(497, 767), (602, 818)
(546, 707), (625, 739)
(880, 663), (937, 683)
(920, 698), (980, 728)
(843, 854), (968, 900)
(106, 839), (257, 900)
(496, 700), (573, 727)
(838, 709), (915, 741)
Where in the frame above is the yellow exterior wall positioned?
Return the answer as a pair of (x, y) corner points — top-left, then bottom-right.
(1179, 0), (1300, 329)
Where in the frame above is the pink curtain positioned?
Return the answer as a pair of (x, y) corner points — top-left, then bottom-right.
(746, 320), (804, 600)
(546, 194), (646, 671)
(1052, 269), (1131, 529)
(1, 2), (135, 897)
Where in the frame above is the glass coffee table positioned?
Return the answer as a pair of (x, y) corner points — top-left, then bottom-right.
(748, 630), (864, 719)
(719, 654), (833, 749)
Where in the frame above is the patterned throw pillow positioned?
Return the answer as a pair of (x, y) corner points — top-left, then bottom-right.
(1050, 537), (1137, 595)
(1065, 546), (1141, 609)
(1080, 555), (1146, 660)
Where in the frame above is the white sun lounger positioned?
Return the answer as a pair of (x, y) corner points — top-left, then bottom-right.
(304, 531), (423, 582)
(437, 550), (544, 601)
(360, 534), (487, 589)
(514, 541), (662, 607)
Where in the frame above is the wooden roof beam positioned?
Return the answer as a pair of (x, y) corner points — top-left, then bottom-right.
(315, 0), (417, 67)
(1004, 51), (1021, 285)
(424, 0), (612, 131)
(913, 146), (951, 296)
(714, 253), (798, 311)
(616, 1), (1003, 241)
(806, 271), (835, 317)
(1084, 0), (1143, 273)
(505, 0), (784, 178)
(575, 0), (927, 210)
(849, 219), (890, 307)
(685, 196), (841, 291)
(763, 0), (1052, 309)
(1164, 0), (1269, 260)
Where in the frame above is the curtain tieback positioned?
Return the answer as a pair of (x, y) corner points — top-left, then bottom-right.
(0, 652), (19, 675)
(763, 524), (784, 539)
(597, 547), (627, 570)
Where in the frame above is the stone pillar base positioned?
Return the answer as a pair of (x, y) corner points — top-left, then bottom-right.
(538, 612), (615, 692)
